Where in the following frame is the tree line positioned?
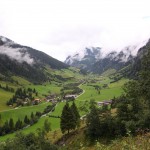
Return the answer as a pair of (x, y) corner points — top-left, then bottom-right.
(0, 112), (36, 136)
(0, 84), (14, 93)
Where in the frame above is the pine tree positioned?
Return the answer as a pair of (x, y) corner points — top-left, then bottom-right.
(24, 115), (30, 124)
(71, 101), (80, 128)
(9, 118), (14, 132)
(3, 120), (10, 134)
(33, 88), (36, 93)
(15, 119), (22, 130)
(86, 100), (101, 142)
(31, 112), (34, 119)
(30, 112), (35, 125)
(60, 102), (75, 134)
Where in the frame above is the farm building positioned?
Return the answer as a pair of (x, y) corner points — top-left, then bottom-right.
(97, 100), (112, 106)
(65, 94), (76, 101)
(32, 98), (41, 105)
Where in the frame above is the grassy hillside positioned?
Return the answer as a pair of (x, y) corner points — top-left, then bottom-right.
(101, 68), (116, 76)
(0, 67), (82, 111)
(0, 102), (51, 123)
(0, 89), (13, 111)
(0, 117), (61, 142)
(0, 67), (82, 140)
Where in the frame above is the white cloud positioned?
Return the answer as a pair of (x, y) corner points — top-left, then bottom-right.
(0, 46), (34, 64)
(0, 0), (150, 61)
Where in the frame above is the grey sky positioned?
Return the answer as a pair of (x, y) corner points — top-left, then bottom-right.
(0, 0), (150, 61)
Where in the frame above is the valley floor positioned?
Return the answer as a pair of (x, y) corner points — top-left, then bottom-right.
(0, 74), (128, 145)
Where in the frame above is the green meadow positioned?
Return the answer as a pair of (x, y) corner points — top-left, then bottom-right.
(0, 69), (129, 142)
(76, 78), (128, 102)
(27, 83), (62, 98)
(0, 116), (60, 142)
(0, 89), (13, 111)
(0, 102), (51, 123)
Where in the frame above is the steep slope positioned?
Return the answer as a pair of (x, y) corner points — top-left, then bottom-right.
(127, 39), (150, 78)
(108, 39), (150, 80)
(91, 46), (136, 74)
(0, 36), (68, 83)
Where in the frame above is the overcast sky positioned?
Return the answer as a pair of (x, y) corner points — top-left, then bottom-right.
(0, 0), (150, 61)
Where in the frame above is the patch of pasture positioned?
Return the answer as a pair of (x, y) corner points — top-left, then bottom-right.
(0, 89), (14, 111)
(0, 102), (51, 124)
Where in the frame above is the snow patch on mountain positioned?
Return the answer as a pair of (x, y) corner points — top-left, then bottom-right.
(102, 40), (148, 62)
(118, 40), (148, 62)
(65, 47), (102, 65)
(64, 39), (149, 73)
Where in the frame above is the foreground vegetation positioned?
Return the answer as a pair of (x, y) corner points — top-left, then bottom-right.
(57, 128), (150, 150)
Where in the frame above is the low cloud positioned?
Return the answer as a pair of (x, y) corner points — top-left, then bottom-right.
(0, 46), (34, 64)
(1, 0), (150, 61)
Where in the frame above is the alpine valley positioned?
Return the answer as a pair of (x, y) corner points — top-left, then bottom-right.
(0, 36), (150, 150)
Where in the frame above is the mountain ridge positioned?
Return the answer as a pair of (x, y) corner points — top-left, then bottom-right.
(0, 36), (69, 83)
(64, 40), (148, 74)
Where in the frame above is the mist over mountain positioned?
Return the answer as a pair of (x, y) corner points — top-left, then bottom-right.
(65, 47), (102, 71)
(0, 36), (34, 64)
(0, 36), (68, 83)
(64, 40), (148, 74)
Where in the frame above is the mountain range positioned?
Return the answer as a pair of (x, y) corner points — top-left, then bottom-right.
(0, 35), (149, 84)
(64, 40), (149, 75)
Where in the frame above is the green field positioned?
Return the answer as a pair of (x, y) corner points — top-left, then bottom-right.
(76, 78), (128, 102)
(27, 83), (62, 98)
(0, 102), (61, 142)
(0, 89), (14, 111)
(76, 85), (123, 102)
(0, 102), (52, 123)
(0, 116), (60, 142)
(12, 76), (31, 86)
(0, 70), (129, 142)
(50, 102), (67, 117)
(53, 68), (83, 80)
(0, 102), (65, 142)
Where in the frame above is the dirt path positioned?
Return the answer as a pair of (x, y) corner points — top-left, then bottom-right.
(75, 89), (85, 99)
(75, 83), (85, 99)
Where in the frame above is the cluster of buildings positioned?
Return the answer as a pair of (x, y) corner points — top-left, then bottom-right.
(97, 100), (112, 106)
(45, 94), (77, 103)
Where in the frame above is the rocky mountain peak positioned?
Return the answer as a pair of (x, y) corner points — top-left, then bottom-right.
(65, 40), (149, 74)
